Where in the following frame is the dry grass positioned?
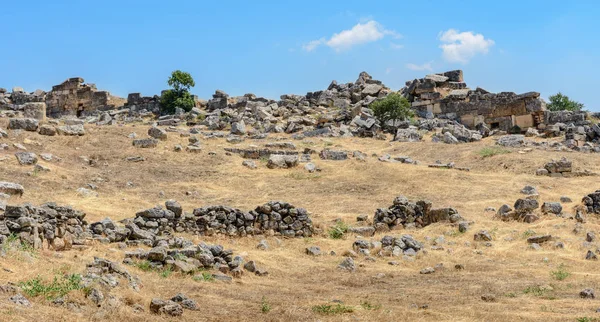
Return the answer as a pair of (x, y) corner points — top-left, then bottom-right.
(0, 119), (599, 321)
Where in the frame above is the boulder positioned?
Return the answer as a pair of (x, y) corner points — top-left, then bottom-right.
(148, 127), (167, 140)
(230, 120), (247, 135)
(15, 152), (38, 165)
(57, 124), (85, 136)
(22, 102), (46, 121)
(541, 202), (562, 215)
(0, 182), (24, 197)
(267, 155), (298, 169)
(8, 118), (39, 131)
(133, 138), (158, 148)
(319, 149), (347, 161)
(496, 135), (524, 147)
(38, 125), (57, 136)
(393, 128), (422, 142)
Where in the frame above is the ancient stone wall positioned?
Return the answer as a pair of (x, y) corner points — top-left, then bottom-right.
(45, 77), (126, 117)
(403, 71), (547, 131)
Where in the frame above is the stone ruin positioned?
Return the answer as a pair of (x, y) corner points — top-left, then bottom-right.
(403, 70), (549, 132)
(90, 200), (315, 241)
(582, 190), (600, 214)
(352, 234), (424, 258)
(373, 196), (463, 231)
(46, 77), (126, 117)
(1, 202), (89, 250)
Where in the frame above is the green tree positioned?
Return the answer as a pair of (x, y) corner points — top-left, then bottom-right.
(160, 70), (196, 114)
(547, 92), (584, 112)
(369, 93), (414, 132)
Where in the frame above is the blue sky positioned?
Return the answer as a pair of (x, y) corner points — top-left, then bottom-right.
(1, 1), (598, 110)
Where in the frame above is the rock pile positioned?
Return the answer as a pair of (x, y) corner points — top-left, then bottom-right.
(1, 202), (89, 250)
(352, 234), (424, 258)
(582, 190), (600, 214)
(537, 157), (572, 177)
(373, 196), (462, 230)
(150, 294), (199, 317)
(83, 257), (141, 292)
(197, 71), (390, 138)
(96, 200), (314, 239)
(124, 237), (245, 276)
(194, 201), (314, 237)
(496, 199), (540, 223)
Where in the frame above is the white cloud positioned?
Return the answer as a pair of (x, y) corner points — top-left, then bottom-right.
(390, 42), (404, 50)
(302, 38), (325, 52)
(406, 62), (433, 72)
(303, 20), (401, 52)
(438, 29), (494, 64)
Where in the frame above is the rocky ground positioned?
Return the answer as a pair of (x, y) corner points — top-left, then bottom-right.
(1, 118), (600, 321)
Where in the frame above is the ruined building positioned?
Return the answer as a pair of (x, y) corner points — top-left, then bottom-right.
(404, 70), (547, 131)
(45, 78), (125, 117)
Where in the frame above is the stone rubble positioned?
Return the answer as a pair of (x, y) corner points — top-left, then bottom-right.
(373, 196), (462, 231)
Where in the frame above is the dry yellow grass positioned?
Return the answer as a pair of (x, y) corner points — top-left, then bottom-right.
(1, 119), (600, 321)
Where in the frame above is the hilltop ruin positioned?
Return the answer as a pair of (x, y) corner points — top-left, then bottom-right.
(0, 70), (588, 135)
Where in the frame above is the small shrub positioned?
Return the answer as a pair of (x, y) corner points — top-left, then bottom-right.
(2, 234), (37, 256)
(360, 301), (381, 310)
(505, 292), (517, 298)
(19, 274), (82, 299)
(577, 317), (600, 322)
(478, 146), (511, 158)
(134, 260), (153, 272)
(328, 221), (349, 239)
(261, 297), (271, 313)
(160, 267), (173, 279)
(551, 264), (570, 281)
(523, 285), (552, 297)
(522, 229), (536, 238)
(312, 303), (354, 315)
(193, 272), (214, 282)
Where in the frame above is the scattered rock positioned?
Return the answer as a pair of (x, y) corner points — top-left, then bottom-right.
(305, 246), (321, 256)
(580, 288), (595, 299)
(338, 257), (356, 271)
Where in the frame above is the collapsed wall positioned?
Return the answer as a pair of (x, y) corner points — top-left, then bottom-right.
(45, 77), (126, 117)
(402, 71), (548, 131)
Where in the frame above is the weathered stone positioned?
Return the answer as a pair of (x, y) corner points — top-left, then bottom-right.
(148, 127), (167, 140)
(474, 230), (492, 241)
(526, 235), (552, 244)
(57, 124), (85, 136)
(305, 246), (321, 256)
(267, 155), (298, 169)
(15, 152), (38, 165)
(0, 182), (24, 197)
(541, 202), (562, 215)
(8, 118), (38, 131)
(39, 125), (57, 136)
(337, 257), (356, 271)
(133, 138), (158, 148)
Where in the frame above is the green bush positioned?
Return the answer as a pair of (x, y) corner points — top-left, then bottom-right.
(550, 264), (570, 281)
(261, 297), (271, 313)
(478, 146), (511, 158)
(19, 274), (82, 299)
(328, 221), (349, 239)
(193, 272), (214, 282)
(160, 70), (196, 114)
(370, 93), (414, 132)
(547, 92), (584, 112)
(312, 303), (354, 315)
